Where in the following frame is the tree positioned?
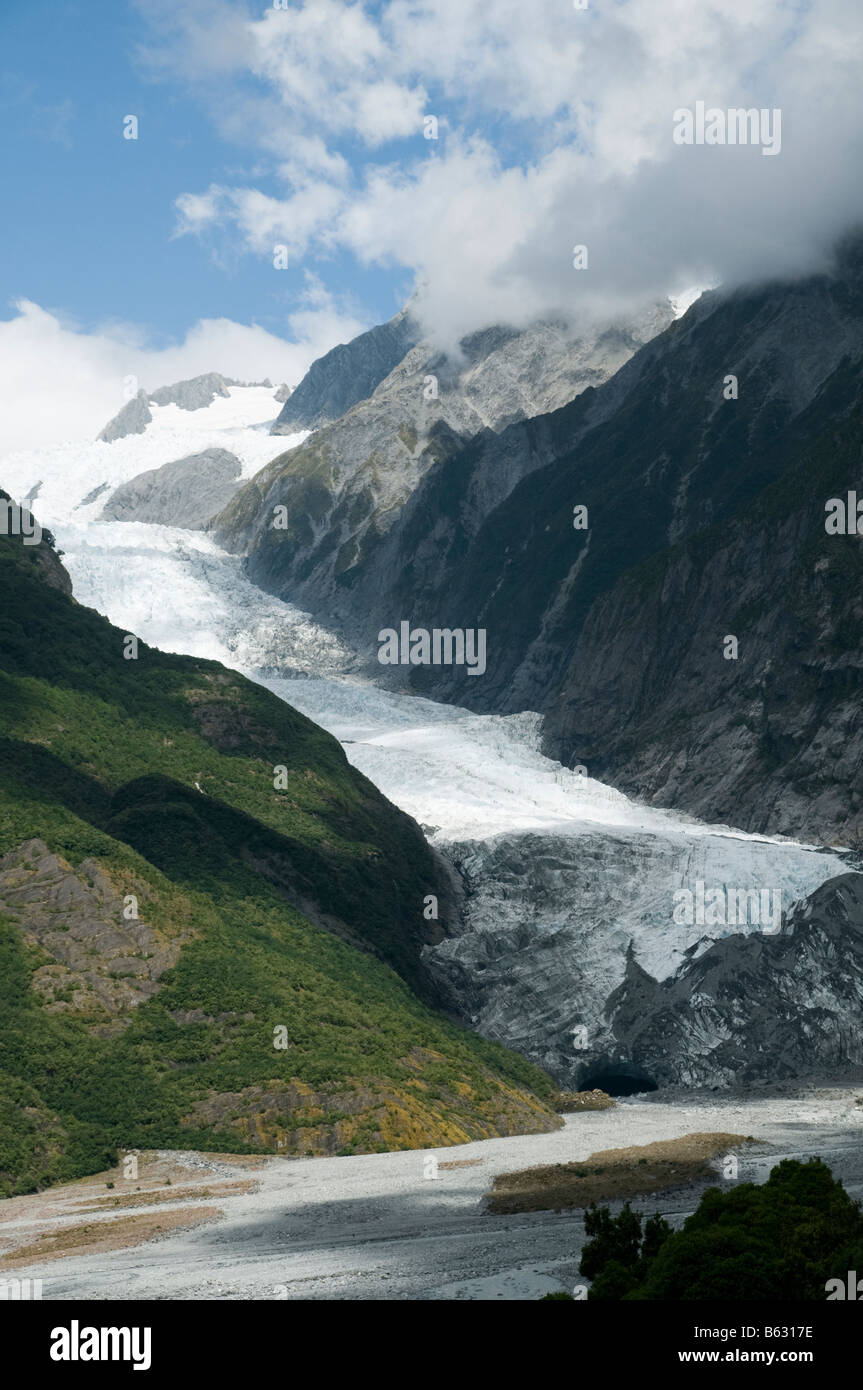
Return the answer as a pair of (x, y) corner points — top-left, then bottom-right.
(579, 1159), (863, 1300)
(580, 1202), (672, 1299)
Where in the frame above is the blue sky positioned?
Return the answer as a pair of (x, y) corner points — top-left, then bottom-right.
(0, 0), (860, 455)
(0, 0), (403, 342)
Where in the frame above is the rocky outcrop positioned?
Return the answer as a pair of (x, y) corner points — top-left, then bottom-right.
(214, 303), (673, 618)
(536, 402), (863, 843)
(0, 839), (181, 1019)
(271, 309), (420, 433)
(30, 539), (73, 597)
(98, 390), (152, 443)
(102, 447), (243, 529)
(148, 372), (236, 412)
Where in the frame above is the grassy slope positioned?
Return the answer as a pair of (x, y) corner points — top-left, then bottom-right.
(0, 509), (558, 1195)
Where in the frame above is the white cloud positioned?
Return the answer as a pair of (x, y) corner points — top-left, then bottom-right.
(354, 80), (427, 144)
(276, 136), (352, 184)
(144, 0), (863, 347)
(0, 297), (366, 459)
(172, 188), (223, 235)
(174, 181), (344, 258)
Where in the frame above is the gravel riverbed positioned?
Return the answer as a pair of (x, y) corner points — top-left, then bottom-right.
(4, 1084), (862, 1300)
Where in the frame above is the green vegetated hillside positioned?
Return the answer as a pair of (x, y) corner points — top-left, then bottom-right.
(0, 498), (559, 1196)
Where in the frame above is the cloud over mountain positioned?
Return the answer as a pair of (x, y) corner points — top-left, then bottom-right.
(0, 292), (365, 457)
(140, 0), (863, 348)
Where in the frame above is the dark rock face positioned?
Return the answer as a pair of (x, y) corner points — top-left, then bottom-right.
(505, 251), (863, 843)
(0, 488), (72, 594)
(271, 310), (420, 433)
(607, 872), (863, 1088)
(537, 440), (863, 843)
(214, 305), (671, 632)
(102, 447), (243, 529)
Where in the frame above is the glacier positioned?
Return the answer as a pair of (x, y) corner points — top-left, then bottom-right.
(2, 384), (851, 1090)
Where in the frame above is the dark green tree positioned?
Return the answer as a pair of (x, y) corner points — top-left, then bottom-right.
(580, 1202), (672, 1299)
(579, 1159), (863, 1300)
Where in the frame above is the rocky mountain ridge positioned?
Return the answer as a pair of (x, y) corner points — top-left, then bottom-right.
(216, 235), (863, 842)
(214, 302), (674, 619)
(98, 373), (279, 443)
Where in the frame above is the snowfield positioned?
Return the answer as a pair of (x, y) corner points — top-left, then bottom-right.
(2, 386), (306, 525)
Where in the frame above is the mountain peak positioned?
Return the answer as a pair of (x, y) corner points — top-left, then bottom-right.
(97, 373), (279, 444)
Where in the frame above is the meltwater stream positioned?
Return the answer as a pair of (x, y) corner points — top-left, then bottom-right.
(2, 388), (848, 1087)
